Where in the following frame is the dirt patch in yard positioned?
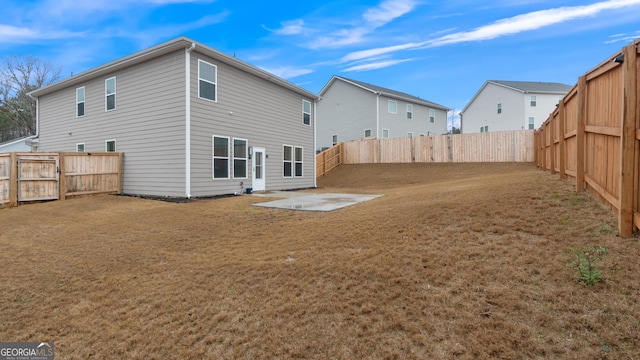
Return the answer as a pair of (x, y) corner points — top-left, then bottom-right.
(1, 163), (639, 359)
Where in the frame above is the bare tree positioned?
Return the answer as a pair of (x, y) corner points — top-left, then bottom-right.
(0, 55), (61, 141)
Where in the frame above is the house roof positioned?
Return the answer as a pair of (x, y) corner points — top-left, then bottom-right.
(0, 135), (36, 148)
(489, 80), (573, 94)
(461, 80), (573, 114)
(29, 37), (318, 100)
(319, 75), (450, 111)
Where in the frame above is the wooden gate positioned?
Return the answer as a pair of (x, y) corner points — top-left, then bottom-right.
(18, 156), (59, 202)
(0, 154), (10, 206)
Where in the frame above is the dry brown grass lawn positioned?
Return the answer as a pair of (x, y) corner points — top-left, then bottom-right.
(1, 163), (639, 359)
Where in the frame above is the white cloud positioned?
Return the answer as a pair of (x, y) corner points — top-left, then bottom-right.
(259, 66), (313, 79)
(271, 0), (417, 49)
(341, 0), (640, 61)
(270, 19), (306, 35)
(0, 24), (84, 43)
(343, 58), (415, 72)
(363, 0), (415, 24)
(605, 31), (640, 43)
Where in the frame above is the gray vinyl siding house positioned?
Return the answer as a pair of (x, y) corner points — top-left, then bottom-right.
(29, 37), (318, 198)
(460, 80), (572, 134)
(316, 76), (449, 151)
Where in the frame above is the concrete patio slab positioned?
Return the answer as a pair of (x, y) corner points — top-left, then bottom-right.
(252, 193), (381, 212)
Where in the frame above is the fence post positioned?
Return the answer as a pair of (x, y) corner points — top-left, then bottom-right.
(9, 152), (18, 207)
(549, 118), (556, 174)
(558, 100), (566, 179)
(322, 151), (326, 176)
(118, 152), (124, 194)
(576, 76), (587, 192)
(618, 43), (637, 237)
(58, 152), (66, 201)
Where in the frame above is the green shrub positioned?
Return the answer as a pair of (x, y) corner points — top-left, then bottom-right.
(567, 246), (607, 286)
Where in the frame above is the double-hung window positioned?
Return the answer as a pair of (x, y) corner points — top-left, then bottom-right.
(388, 100), (397, 114)
(283, 145), (293, 177)
(497, 103), (502, 114)
(429, 109), (435, 123)
(76, 143), (85, 152)
(331, 134), (338, 146)
(530, 95), (537, 107)
(406, 104), (413, 119)
(213, 136), (229, 179)
(302, 100), (311, 125)
(294, 147), (303, 177)
(233, 138), (247, 178)
(76, 87), (85, 117)
(105, 77), (116, 111)
(528, 117), (535, 130)
(199, 60), (217, 102)
(364, 129), (372, 137)
(382, 129), (389, 139)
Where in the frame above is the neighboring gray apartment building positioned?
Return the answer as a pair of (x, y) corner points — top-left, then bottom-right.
(316, 76), (450, 151)
(29, 37), (318, 198)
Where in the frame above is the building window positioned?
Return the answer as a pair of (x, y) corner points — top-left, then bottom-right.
(105, 77), (116, 111)
(480, 127), (484, 133)
(76, 87), (85, 117)
(420, 133), (425, 136)
(484, 126), (489, 132)
(302, 100), (311, 125)
(76, 143), (85, 152)
(406, 104), (413, 119)
(364, 129), (372, 137)
(198, 60), (217, 102)
(530, 95), (537, 107)
(382, 128), (389, 139)
(105, 139), (116, 152)
(429, 109), (435, 123)
(529, 117), (535, 130)
(283, 145), (293, 178)
(388, 100), (397, 114)
(213, 136), (229, 179)
(294, 146), (303, 177)
(331, 134), (338, 146)
(233, 138), (247, 179)
(497, 103), (502, 114)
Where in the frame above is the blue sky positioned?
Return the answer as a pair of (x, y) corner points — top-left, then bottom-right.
(2, 0), (640, 129)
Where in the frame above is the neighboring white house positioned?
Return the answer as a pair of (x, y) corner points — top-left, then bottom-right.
(316, 76), (449, 151)
(29, 37), (318, 198)
(0, 135), (36, 152)
(460, 80), (573, 134)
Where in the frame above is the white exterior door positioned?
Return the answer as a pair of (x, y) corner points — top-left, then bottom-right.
(252, 147), (266, 191)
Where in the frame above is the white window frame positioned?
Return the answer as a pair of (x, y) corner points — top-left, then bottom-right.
(528, 117), (535, 130)
(382, 128), (389, 139)
(76, 87), (85, 117)
(198, 60), (217, 102)
(232, 138), (248, 179)
(294, 146), (303, 178)
(429, 109), (435, 123)
(530, 95), (537, 107)
(407, 132), (413, 138)
(388, 100), (397, 114)
(364, 129), (372, 137)
(497, 103), (502, 114)
(76, 143), (85, 152)
(105, 139), (116, 152)
(212, 135), (230, 180)
(406, 104), (413, 119)
(283, 144), (293, 178)
(331, 134), (338, 146)
(302, 100), (311, 126)
(484, 126), (489, 132)
(105, 77), (116, 111)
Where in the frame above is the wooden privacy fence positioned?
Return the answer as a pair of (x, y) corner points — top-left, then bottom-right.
(316, 143), (343, 176)
(535, 39), (639, 238)
(0, 152), (123, 208)
(341, 130), (534, 164)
